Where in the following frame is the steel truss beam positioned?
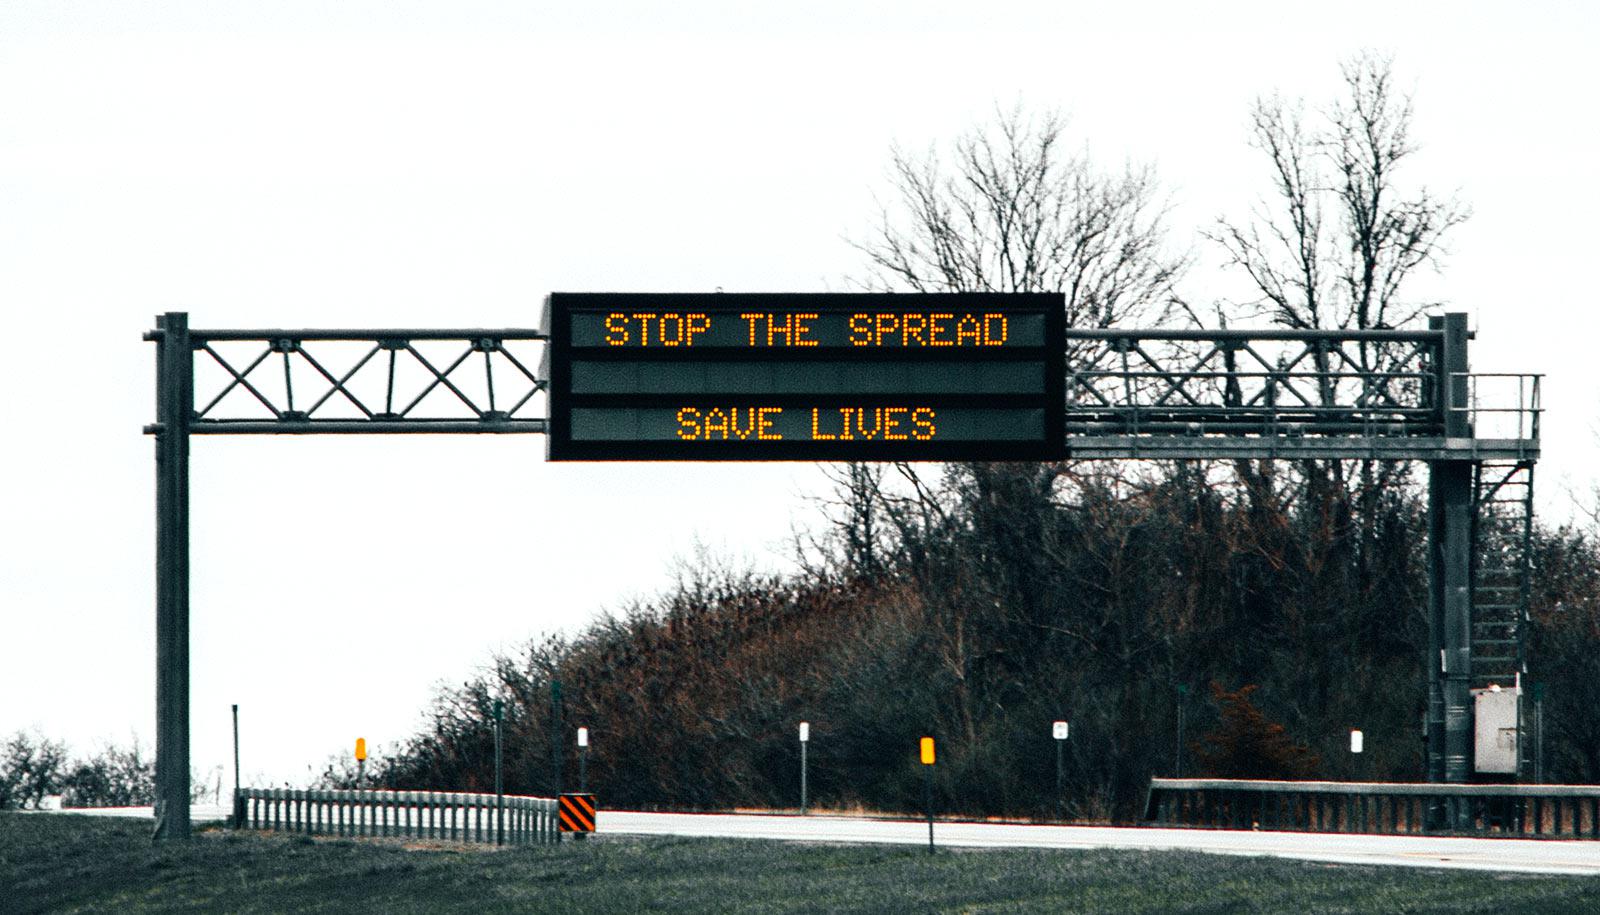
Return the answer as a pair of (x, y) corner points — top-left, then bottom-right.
(150, 327), (549, 436)
(144, 311), (1541, 841)
(1062, 326), (1539, 462)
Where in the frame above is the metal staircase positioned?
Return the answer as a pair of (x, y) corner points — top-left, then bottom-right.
(1470, 460), (1534, 690)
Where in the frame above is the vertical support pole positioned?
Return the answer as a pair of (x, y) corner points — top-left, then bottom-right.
(1426, 313), (1473, 803)
(1425, 316), (1446, 787)
(493, 698), (504, 847)
(231, 704), (241, 827)
(1432, 468), (1474, 780)
(495, 722), (504, 845)
(152, 312), (192, 841)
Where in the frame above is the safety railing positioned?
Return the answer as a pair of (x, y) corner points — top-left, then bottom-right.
(1451, 373), (1542, 444)
(235, 788), (561, 845)
(1144, 778), (1600, 838)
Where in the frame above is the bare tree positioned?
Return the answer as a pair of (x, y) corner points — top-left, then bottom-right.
(855, 105), (1185, 328)
(1205, 53), (1465, 463)
(1208, 52), (1471, 659)
(796, 462), (890, 580)
(839, 109), (1188, 750)
(843, 103), (1186, 504)
(1211, 51), (1468, 334)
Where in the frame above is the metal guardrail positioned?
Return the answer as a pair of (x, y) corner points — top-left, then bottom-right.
(235, 788), (561, 845)
(1144, 778), (1600, 838)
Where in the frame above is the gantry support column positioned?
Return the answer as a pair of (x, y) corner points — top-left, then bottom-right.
(1426, 312), (1473, 791)
(150, 312), (192, 840)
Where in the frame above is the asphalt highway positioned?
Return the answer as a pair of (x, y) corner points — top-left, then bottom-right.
(43, 805), (1600, 875)
(599, 810), (1600, 876)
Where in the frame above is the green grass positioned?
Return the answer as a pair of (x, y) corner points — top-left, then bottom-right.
(2, 812), (1599, 914)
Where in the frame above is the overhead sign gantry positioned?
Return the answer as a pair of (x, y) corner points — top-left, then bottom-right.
(146, 299), (1541, 840)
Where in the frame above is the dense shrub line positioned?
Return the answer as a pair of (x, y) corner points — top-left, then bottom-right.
(361, 462), (1600, 823)
(0, 733), (156, 809)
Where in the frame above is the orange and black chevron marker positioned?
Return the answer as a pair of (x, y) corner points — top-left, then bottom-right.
(559, 793), (596, 833)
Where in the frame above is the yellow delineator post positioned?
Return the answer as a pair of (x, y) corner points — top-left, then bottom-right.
(920, 737), (935, 853)
(355, 738), (367, 790)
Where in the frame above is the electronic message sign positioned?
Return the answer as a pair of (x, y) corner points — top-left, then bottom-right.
(544, 292), (1063, 460)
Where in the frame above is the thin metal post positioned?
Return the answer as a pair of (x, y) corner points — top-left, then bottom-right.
(924, 762), (934, 854)
(494, 699), (504, 847)
(1055, 738), (1065, 819)
(800, 741), (808, 815)
(153, 312), (192, 841)
(231, 704), (241, 827)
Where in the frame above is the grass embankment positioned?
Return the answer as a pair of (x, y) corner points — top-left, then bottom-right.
(3, 812), (1599, 913)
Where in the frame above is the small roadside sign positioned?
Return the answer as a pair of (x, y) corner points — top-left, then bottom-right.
(799, 722), (810, 742)
(355, 738), (367, 761)
(920, 737), (935, 765)
(1053, 721), (1069, 740)
(559, 793), (597, 834)
(577, 727), (589, 747)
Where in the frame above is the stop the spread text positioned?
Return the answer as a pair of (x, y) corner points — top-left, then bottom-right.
(591, 311), (1017, 348)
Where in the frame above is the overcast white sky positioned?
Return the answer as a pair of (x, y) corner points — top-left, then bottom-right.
(2, 1), (1597, 790)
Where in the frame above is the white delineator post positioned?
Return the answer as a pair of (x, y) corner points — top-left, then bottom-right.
(798, 722), (810, 814)
(1053, 721), (1069, 819)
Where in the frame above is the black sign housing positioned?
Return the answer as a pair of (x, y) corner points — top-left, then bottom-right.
(545, 292), (1063, 461)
